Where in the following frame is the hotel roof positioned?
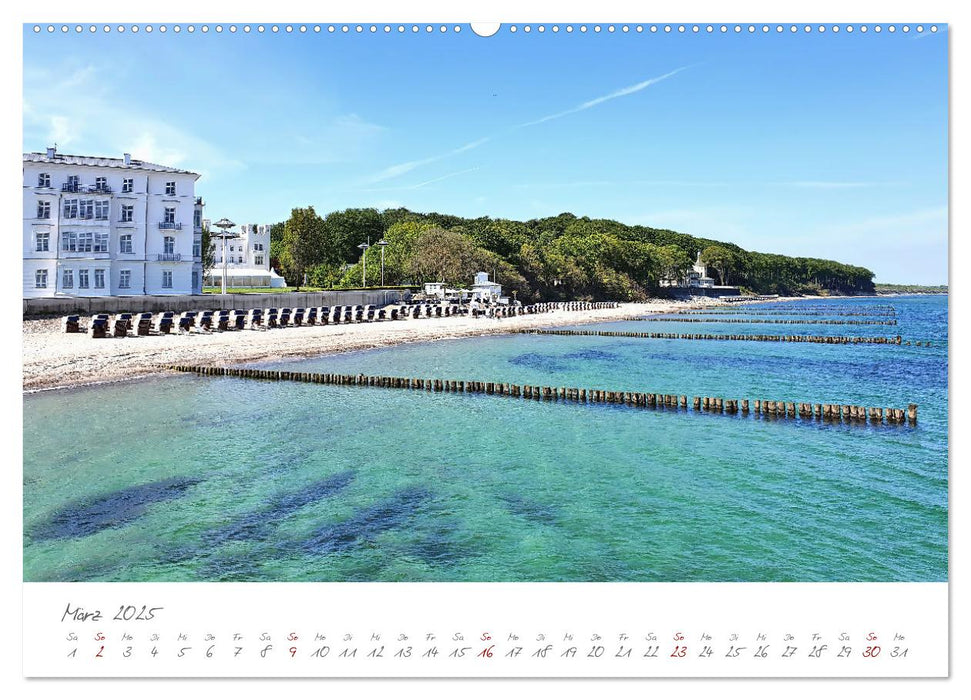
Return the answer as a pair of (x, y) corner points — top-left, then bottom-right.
(23, 151), (200, 178)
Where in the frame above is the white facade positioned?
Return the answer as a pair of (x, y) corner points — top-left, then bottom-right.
(23, 148), (203, 298)
(471, 271), (504, 303)
(207, 222), (271, 271)
(688, 251), (715, 288)
(204, 221), (285, 287)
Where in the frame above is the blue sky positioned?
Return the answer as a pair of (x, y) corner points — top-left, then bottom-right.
(23, 23), (948, 283)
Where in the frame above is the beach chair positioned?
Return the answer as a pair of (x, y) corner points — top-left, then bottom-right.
(156, 312), (175, 334)
(292, 308), (305, 326)
(318, 306), (330, 325)
(214, 310), (231, 331)
(342, 307), (354, 323)
(177, 311), (197, 333)
(134, 312), (154, 336)
(198, 311), (215, 331)
(305, 307), (318, 325)
(278, 308), (292, 327)
(364, 307), (376, 322)
(247, 308), (264, 329)
(352, 305), (364, 322)
(229, 310), (247, 330)
(62, 315), (82, 333)
(89, 315), (109, 338)
(264, 308), (279, 329)
(112, 313), (132, 337)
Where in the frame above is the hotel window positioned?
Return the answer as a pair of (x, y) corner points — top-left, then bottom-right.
(79, 199), (94, 220)
(78, 269), (89, 289)
(165, 181), (176, 196)
(119, 234), (133, 254)
(78, 232), (94, 253)
(35, 269), (48, 288)
(62, 269), (74, 289)
(164, 236), (175, 254)
(122, 178), (133, 193)
(63, 199), (78, 219)
(37, 200), (50, 219)
(95, 177), (108, 192)
(95, 200), (109, 220)
(193, 240), (201, 258)
(38, 173), (50, 188)
(61, 232), (77, 252)
(121, 205), (134, 223)
(229, 245), (234, 252)
(164, 207), (176, 224)
(66, 175), (79, 191)
(119, 269), (131, 289)
(162, 270), (173, 288)
(94, 232), (109, 253)
(255, 255), (264, 266)
(35, 232), (49, 252)
(94, 269), (105, 289)
(192, 270), (199, 290)
(194, 210), (201, 228)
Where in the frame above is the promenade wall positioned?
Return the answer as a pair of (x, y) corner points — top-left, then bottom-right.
(24, 289), (411, 318)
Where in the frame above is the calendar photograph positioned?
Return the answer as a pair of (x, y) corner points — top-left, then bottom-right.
(21, 20), (947, 597)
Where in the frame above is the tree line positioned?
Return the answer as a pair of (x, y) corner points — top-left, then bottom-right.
(267, 207), (875, 301)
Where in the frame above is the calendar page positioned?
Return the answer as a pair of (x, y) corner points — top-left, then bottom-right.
(15, 0), (954, 687)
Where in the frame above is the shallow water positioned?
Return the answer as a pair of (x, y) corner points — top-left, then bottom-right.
(23, 295), (948, 582)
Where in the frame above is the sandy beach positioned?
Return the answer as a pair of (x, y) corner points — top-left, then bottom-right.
(23, 298), (741, 393)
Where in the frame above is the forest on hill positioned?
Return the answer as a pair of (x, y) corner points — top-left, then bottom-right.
(262, 207), (875, 301)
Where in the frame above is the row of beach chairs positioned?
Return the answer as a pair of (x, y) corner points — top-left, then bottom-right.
(63, 301), (620, 338)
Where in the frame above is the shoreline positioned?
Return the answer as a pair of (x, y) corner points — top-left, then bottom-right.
(23, 296), (812, 394)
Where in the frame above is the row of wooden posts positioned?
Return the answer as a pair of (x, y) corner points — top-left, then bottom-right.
(646, 317), (898, 326)
(521, 329), (909, 345)
(167, 365), (916, 427)
(746, 305), (897, 311)
(676, 310), (896, 317)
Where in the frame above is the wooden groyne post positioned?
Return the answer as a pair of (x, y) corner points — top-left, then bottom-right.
(167, 365), (917, 429)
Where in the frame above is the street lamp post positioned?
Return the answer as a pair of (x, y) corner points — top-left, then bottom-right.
(213, 217), (237, 296)
(376, 239), (389, 287)
(358, 240), (370, 287)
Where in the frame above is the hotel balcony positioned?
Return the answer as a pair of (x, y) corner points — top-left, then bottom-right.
(62, 183), (113, 194)
(158, 221), (183, 230)
(156, 253), (182, 262)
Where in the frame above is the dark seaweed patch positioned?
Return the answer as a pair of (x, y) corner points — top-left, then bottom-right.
(302, 487), (430, 555)
(562, 349), (620, 362)
(32, 477), (202, 541)
(498, 493), (559, 525)
(207, 470), (355, 544)
(406, 520), (483, 566)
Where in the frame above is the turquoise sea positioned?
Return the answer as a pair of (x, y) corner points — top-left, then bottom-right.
(23, 295), (948, 582)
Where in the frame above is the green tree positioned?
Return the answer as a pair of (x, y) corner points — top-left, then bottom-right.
(280, 206), (326, 289)
(269, 221), (285, 272)
(200, 223), (216, 280)
(700, 245), (738, 286)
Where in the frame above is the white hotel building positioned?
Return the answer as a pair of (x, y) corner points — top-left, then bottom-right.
(23, 147), (204, 298)
(204, 220), (286, 288)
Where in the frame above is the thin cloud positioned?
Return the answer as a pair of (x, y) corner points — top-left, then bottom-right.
(364, 66), (689, 183)
(23, 62), (243, 177)
(783, 180), (902, 189)
(515, 179), (730, 189)
(412, 167), (480, 189)
(360, 167), (480, 192)
(368, 138), (489, 183)
(518, 67), (689, 128)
